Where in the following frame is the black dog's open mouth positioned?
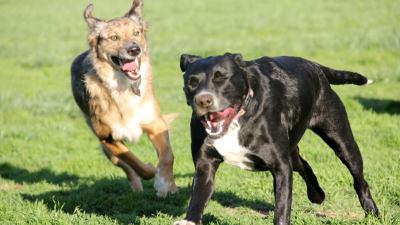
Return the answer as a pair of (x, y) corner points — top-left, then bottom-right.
(111, 56), (141, 80)
(200, 106), (239, 137)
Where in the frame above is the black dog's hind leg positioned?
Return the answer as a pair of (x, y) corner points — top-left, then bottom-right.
(291, 147), (325, 204)
(310, 90), (379, 216)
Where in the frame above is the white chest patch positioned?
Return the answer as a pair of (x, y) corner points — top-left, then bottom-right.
(109, 89), (156, 143)
(211, 122), (255, 170)
(111, 117), (143, 143)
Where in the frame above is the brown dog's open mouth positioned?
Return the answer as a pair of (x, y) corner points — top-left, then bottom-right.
(111, 56), (141, 80)
(201, 106), (239, 137)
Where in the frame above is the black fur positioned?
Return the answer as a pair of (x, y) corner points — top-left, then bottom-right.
(180, 53), (379, 225)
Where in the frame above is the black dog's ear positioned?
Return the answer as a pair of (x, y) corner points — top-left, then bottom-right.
(125, 0), (143, 19)
(224, 53), (245, 67)
(180, 54), (202, 72)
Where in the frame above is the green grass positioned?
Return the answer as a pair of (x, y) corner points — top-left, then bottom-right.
(1, 0), (399, 224)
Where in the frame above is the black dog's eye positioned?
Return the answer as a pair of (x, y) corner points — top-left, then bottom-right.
(213, 71), (226, 83)
(110, 35), (119, 41)
(188, 77), (199, 90)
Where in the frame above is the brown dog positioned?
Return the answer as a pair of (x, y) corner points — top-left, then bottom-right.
(70, 0), (177, 197)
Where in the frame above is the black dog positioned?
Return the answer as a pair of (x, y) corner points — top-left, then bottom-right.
(174, 53), (379, 225)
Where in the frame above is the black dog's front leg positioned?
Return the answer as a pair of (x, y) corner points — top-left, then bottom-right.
(185, 157), (221, 224)
(272, 161), (293, 225)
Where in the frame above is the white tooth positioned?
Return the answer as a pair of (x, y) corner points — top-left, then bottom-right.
(207, 120), (212, 128)
(206, 127), (212, 134)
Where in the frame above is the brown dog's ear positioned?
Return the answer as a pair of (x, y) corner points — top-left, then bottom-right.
(180, 54), (202, 72)
(84, 4), (104, 31)
(125, 0), (143, 19)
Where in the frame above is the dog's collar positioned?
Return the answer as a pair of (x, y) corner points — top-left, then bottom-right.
(131, 80), (141, 96)
(241, 68), (254, 110)
(242, 87), (254, 110)
(235, 71), (254, 119)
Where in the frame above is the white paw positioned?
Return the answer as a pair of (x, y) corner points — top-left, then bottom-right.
(173, 219), (196, 225)
(154, 169), (171, 198)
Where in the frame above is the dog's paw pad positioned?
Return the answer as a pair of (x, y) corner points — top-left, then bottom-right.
(173, 220), (195, 225)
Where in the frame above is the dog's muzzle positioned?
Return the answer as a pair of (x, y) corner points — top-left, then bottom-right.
(108, 43), (143, 81)
(193, 93), (239, 138)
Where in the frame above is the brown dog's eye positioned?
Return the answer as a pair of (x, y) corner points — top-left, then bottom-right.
(110, 35), (119, 41)
(134, 31), (140, 36)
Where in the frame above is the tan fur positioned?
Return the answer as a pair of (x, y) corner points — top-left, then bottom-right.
(71, 0), (177, 197)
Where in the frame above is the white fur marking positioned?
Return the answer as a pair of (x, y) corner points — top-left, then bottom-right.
(173, 220), (195, 225)
(212, 122), (254, 170)
(110, 91), (156, 143)
(154, 168), (170, 198)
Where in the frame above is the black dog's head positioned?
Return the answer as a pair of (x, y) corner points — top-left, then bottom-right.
(180, 53), (251, 138)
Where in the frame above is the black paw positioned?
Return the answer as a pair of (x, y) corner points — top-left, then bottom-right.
(363, 199), (380, 217)
(307, 185), (325, 204)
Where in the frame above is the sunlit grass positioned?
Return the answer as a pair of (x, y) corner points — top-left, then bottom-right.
(0, 0), (399, 224)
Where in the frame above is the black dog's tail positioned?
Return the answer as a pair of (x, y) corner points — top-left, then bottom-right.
(320, 65), (372, 85)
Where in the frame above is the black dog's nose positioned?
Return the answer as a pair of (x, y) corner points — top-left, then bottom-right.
(127, 44), (141, 56)
(195, 93), (213, 108)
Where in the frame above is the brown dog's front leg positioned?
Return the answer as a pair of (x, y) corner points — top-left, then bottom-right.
(101, 139), (156, 180)
(143, 118), (178, 197)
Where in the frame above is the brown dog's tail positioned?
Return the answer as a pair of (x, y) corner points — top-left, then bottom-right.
(162, 112), (179, 128)
(320, 65), (372, 85)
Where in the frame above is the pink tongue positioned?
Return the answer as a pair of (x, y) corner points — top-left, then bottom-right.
(122, 61), (138, 72)
(209, 108), (234, 121)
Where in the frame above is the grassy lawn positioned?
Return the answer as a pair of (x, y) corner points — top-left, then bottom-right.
(1, 0), (399, 224)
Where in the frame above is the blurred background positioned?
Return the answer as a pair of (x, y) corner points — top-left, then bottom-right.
(0, 0), (399, 224)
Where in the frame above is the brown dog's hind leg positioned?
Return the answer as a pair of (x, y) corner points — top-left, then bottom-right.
(101, 139), (156, 180)
(291, 147), (325, 204)
(102, 144), (143, 191)
(143, 118), (178, 197)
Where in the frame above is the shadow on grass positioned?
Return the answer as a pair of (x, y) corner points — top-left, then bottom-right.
(0, 163), (275, 224)
(22, 179), (191, 224)
(356, 97), (400, 115)
(213, 191), (274, 215)
(0, 162), (80, 185)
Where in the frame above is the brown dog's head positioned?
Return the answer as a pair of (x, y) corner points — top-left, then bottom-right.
(84, 0), (147, 82)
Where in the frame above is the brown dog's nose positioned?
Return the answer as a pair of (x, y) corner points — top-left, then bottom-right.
(195, 93), (213, 108)
(127, 44), (141, 56)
